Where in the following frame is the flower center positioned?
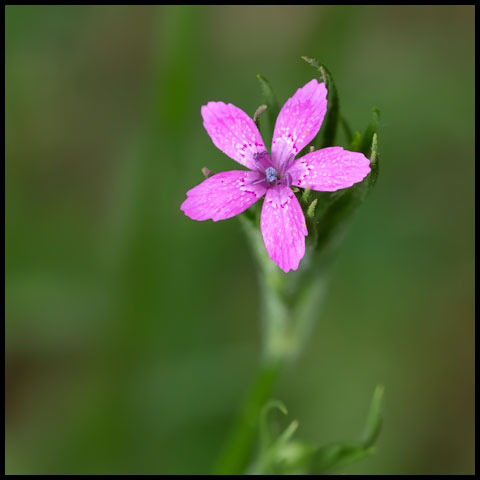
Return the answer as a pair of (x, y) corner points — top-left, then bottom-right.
(265, 166), (278, 183)
(250, 151), (287, 186)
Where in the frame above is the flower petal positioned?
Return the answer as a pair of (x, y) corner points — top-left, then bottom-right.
(201, 102), (267, 170)
(180, 170), (267, 222)
(260, 185), (307, 273)
(271, 79), (327, 169)
(287, 147), (371, 192)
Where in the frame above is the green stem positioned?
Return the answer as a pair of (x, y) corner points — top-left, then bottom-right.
(213, 217), (329, 475)
(212, 217), (288, 475)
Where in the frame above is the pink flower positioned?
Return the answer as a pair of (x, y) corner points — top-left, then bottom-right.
(181, 79), (371, 273)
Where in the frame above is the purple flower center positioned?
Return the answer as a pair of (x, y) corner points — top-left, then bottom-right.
(265, 167), (278, 183)
(251, 151), (294, 187)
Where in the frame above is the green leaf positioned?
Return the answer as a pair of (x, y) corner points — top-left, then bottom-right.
(361, 384), (384, 448)
(314, 117), (380, 254)
(312, 442), (376, 474)
(256, 74), (280, 147)
(276, 419), (299, 447)
(306, 198), (318, 219)
(301, 56), (339, 149)
(249, 386), (384, 475)
(302, 185), (311, 203)
(259, 399), (288, 453)
(248, 401), (315, 475)
(370, 131), (379, 166)
(359, 107), (380, 156)
(352, 131), (379, 205)
(310, 385), (384, 474)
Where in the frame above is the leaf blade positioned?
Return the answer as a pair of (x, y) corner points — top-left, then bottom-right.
(256, 74), (280, 147)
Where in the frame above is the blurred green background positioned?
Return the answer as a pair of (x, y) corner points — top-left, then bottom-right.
(5, 5), (475, 475)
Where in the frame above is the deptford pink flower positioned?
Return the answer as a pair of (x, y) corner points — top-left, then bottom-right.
(181, 79), (371, 273)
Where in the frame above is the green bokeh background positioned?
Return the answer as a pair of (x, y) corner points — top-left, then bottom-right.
(5, 5), (475, 475)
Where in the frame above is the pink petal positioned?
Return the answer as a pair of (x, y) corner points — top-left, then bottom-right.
(271, 79), (327, 169)
(180, 170), (267, 222)
(287, 147), (371, 192)
(260, 185), (308, 273)
(201, 102), (267, 170)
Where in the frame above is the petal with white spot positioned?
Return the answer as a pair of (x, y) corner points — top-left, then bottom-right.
(260, 185), (307, 273)
(287, 147), (371, 192)
(201, 102), (267, 170)
(181, 170), (266, 222)
(271, 79), (327, 169)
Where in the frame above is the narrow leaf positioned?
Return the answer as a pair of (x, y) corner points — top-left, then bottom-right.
(312, 442), (376, 474)
(260, 399), (288, 452)
(359, 107), (380, 156)
(307, 198), (318, 219)
(362, 384), (384, 448)
(302, 185), (311, 203)
(256, 74), (280, 146)
(370, 132), (379, 166)
(310, 386), (384, 474)
(358, 131), (379, 198)
(314, 116), (380, 253)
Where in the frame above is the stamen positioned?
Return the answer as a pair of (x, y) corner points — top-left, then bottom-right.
(281, 153), (296, 175)
(265, 167), (278, 183)
(285, 172), (292, 187)
(250, 177), (266, 185)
